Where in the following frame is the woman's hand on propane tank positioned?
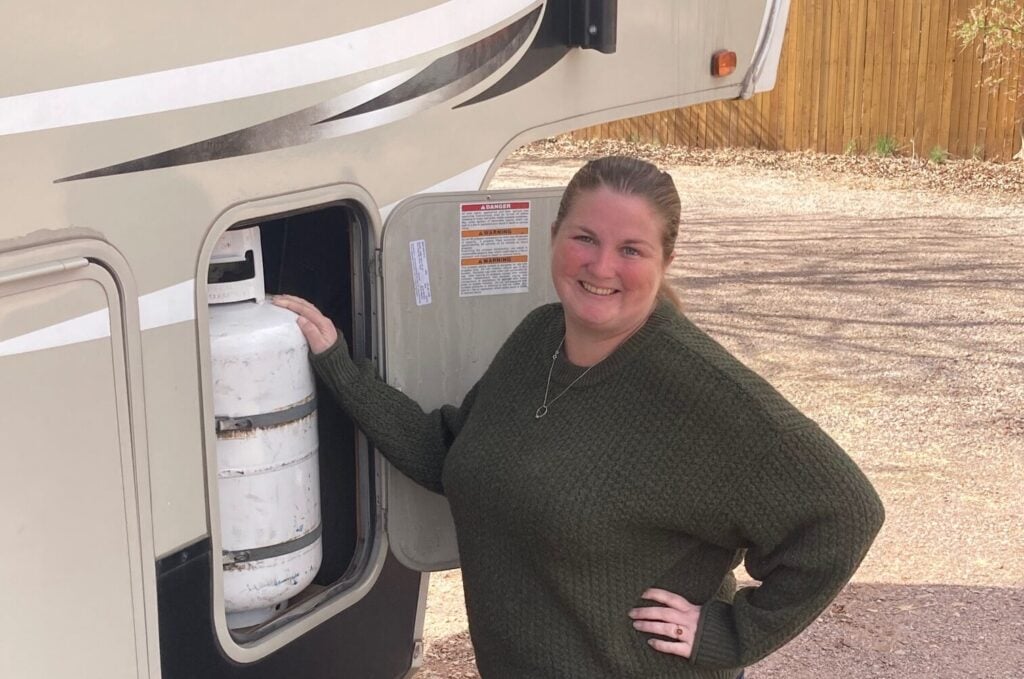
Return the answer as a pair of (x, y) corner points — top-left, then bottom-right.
(272, 294), (339, 355)
(628, 588), (703, 658)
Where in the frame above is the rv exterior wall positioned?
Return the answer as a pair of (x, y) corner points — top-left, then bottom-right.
(0, 0), (766, 422)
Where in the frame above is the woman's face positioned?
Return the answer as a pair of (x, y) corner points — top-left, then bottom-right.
(550, 186), (672, 341)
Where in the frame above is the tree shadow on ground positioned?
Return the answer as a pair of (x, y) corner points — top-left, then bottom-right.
(749, 582), (1024, 678)
(421, 583), (1024, 679)
(667, 211), (1024, 377)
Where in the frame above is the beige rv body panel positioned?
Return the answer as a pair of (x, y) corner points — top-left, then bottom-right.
(0, 1), (789, 674)
(0, 243), (158, 678)
(6, 3), (440, 94)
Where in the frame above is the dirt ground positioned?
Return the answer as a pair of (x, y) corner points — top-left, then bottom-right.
(418, 142), (1024, 679)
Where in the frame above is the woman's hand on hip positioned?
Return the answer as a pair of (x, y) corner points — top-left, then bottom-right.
(628, 588), (702, 658)
(272, 294), (339, 355)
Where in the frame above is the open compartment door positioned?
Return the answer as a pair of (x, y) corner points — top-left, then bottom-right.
(380, 188), (563, 571)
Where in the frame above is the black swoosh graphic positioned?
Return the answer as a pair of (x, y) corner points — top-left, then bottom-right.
(457, 0), (572, 108)
(319, 13), (540, 123)
(57, 9), (541, 183)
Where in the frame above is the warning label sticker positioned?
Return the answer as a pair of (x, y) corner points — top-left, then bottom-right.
(409, 239), (432, 307)
(459, 201), (530, 297)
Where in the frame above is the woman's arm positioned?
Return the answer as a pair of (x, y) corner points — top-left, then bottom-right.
(630, 422), (884, 669)
(274, 295), (475, 494)
(691, 424), (885, 669)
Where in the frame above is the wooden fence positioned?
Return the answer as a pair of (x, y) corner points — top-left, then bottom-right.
(574, 0), (1024, 162)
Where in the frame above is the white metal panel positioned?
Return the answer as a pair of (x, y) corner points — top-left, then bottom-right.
(380, 187), (562, 571)
(0, 263), (151, 679)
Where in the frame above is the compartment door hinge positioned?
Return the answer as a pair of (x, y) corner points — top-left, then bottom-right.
(0, 257), (89, 286)
(371, 247), (383, 281)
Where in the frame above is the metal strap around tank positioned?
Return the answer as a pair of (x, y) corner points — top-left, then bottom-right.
(215, 397), (317, 433)
(222, 524), (323, 565)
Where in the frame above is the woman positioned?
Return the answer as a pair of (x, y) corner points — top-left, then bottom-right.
(274, 156), (884, 678)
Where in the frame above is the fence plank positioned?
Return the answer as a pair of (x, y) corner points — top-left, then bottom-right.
(901, 0), (924, 154)
(895, 0), (912, 147)
(824, 0), (842, 153)
(947, 0), (968, 156)
(891, 0), (908, 144)
(976, 34), (994, 157)
(965, 5), (985, 156)
(1000, 50), (1023, 160)
(839, 0), (858, 151)
(1017, 65), (1024, 158)
(1014, 60), (1024, 159)
(934, 2), (956, 158)
(783, 0), (800, 149)
(805, 0), (820, 150)
(878, 0), (894, 147)
(815, 0), (830, 152)
(910, 1), (933, 155)
(997, 58), (1012, 160)
(987, 53), (1008, 160)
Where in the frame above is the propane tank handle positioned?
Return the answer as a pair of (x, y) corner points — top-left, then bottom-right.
(208, 226), (266, 305)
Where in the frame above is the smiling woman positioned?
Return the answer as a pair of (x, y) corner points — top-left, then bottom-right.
(277, 156), (884, 678)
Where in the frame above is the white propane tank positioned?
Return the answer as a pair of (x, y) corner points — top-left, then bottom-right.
(208, 227), (322, 629)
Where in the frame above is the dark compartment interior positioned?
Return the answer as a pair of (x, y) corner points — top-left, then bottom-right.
(258, 204), (366, 586)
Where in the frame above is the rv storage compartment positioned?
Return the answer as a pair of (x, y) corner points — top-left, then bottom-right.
(203, 203), (370, 641)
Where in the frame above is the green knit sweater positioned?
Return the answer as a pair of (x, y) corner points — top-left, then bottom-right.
(312, 300), (884, 678)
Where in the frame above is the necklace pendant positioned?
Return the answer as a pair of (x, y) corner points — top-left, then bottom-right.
(534, 405), (549, 419)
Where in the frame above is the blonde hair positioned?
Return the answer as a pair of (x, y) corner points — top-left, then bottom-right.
(553, 156), (683, 311)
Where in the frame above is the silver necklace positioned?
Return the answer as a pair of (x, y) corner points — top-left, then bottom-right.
(535, 336), (595, 419)
(534, 315), (652, 419)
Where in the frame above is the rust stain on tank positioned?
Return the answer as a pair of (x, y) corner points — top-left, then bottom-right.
(216, 408), (315, 440)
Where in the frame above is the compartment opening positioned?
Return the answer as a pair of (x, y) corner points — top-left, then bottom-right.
(208, 201), (377, 642)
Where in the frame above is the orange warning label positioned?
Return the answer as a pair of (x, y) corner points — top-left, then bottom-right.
(460, 255), (529, 266)
(460, 228), (530, 238)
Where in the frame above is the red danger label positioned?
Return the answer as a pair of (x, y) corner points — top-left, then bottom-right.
(460, 201), (530, 212)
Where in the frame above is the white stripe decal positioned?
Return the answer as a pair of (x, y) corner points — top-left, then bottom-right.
(0, 308), (110, 357)
(0, 158), (496, 356)
(0, 279), (196, 357)
(0, 0), (538, 136)
(139, 279), (196, 331)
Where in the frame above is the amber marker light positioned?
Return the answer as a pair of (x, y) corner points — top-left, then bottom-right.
(711, 50), (737, 77)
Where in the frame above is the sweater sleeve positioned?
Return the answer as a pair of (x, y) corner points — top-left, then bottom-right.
(690, 423), (885, 669)
(310, 339), (477, 495)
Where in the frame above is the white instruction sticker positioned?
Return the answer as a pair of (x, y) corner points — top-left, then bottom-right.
(459, 201), (530, 297)
(409, 239), (432, 306)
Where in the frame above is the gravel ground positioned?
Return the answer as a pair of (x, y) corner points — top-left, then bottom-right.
(419, 139), (1024, 679)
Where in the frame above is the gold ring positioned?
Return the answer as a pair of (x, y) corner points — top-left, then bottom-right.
(675, 626), (684, 639)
